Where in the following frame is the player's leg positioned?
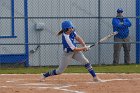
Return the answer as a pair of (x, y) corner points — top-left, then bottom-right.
(56, 52), (73, 74)
(40, 52), (73, 81)
(72, 51), (100, 82)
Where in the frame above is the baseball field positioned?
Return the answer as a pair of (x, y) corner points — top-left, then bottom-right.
(0, 64), (140, 93)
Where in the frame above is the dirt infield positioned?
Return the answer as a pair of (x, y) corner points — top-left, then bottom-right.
(0, 73), (140, 93)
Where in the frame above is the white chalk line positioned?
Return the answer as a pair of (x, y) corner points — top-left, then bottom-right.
(4, 77), (140, 83)
(32, 84), (84, 93)
(3, 82), (83, 93)
(19, 83), (81, 93)
(5, 80), (16, 83)
(1, 86), (8, 88)
(38, 85), (84, 93)
(4, 77), (140, 84)
(6, 79), (25, 83)
(87, 78), (140, 83)
(1, 79), (83, 93)
(20, 83), (56, 86)
(53, 87), (84, 93)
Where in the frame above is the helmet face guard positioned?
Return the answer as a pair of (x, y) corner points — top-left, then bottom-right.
(61, 20), (74, 30)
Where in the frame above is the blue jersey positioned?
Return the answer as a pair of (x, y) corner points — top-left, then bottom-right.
(62, 31), (77, 53)
(112, 17), (131, 39)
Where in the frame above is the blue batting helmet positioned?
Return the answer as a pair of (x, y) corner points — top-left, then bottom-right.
(117, 8), (123, 13)
(61, 20), (74, 30)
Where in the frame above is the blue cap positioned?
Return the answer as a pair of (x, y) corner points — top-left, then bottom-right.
(117, 8), (123, 13)
(61, 20), (74, 30)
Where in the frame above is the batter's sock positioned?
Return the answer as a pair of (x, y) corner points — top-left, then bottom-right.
(43, 69), (57, 77)
(85, 63), (96, 77)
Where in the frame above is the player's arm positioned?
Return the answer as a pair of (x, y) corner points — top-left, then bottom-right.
(73, 34), (89, 51)
(73, 47), (88, 51)
(64, 33), (88, 52)
(75, 34), (86, 47)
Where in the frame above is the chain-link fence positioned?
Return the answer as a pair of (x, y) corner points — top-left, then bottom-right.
(0, 0), (139, 67)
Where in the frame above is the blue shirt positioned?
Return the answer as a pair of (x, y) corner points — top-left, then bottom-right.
(112, 17), (131, 39)
(62, 31), (77, 53)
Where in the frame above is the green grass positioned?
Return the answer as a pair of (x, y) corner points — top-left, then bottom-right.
(94, 64), (140, 73)
(0, 64), (140, 74)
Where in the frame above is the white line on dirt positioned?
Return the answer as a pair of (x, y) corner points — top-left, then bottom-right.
(6, 81), (15, 83)
(6, 79), (25, 83)
(49, 85), (84, 93)
(87, 78), (140, 83)
(102, 78), (140, 82)
(20, 83), (57, 86)
(0, 86), (8, 88)
(53, 88), (84, 93)
(20, 83), (83, 93)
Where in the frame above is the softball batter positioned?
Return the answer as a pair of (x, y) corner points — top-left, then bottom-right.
(40, 20), (101, 82)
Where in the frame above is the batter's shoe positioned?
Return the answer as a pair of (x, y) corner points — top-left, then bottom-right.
(93, 77), (102, 82)
(40, 73), (46, 82)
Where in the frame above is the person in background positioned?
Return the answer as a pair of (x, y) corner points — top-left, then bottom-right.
(112, 8), (132, 65)
(40, 20), (101, 82)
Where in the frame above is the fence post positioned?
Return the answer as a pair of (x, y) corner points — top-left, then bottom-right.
(24, 0), (29, 67)
(136, 0), (140, 64)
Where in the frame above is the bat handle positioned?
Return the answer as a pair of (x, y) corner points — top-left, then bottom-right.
(90, 43), (96, 48)
(90, 45), (94, 48)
